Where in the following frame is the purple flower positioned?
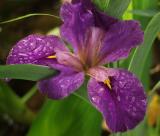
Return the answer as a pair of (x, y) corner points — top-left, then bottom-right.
(7, 0), (146, 132)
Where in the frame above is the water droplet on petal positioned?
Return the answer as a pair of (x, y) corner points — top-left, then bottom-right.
(131, 97), (135, 102)
(132, 112), (136, 116)
(60, 85), (65, 88)
(133, 107), (137, 111)
(117, 96), (121, 101)
(91, 96), (100, 104)
(125, 96), (129, 100)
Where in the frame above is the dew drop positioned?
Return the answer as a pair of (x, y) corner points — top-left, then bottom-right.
(125, 96), (129, 100)
(132, 112), (136, 116)
(133, 107), (137, 111)
(131, 97), (135, 102)
(91, 96), (100, 103)
(60, 85), (65, 88)
(117, 96), (121, 101)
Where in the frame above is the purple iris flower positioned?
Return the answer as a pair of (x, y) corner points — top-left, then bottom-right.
(7, 0), (146, 133)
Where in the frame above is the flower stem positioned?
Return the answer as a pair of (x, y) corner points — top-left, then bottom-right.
(21, 85), (37, 104)
(149, 81), (160, 96)
(0, 13), (60, 24)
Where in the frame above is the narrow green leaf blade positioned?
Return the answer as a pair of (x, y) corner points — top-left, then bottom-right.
(106, 0), (131, 18)
(0, 13), (60, 24)
(0, 64), (56, 81)
(129, 12), (160, 79)
(129, 9), (158, 17)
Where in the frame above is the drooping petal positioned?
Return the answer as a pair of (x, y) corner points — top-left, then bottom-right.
(60, 2), (94, 52)
(98, 21), (144, 64)
(7, 34), (68, 66)
(38, 68), (84, 99)
(87, 68), (146, 132)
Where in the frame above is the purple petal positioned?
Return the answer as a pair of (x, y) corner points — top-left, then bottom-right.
(87, 68), (146, 132)
(60, 2), (94, 52)
(72, 0), (118, 30)
(56, 50), (83, 71)
(60, 1), (118, 53)
(38, 68), (84, 99)
(72, 0), (92, 6)
(7, 34), (67, 66)
(98, 21), (144, 64)
(93, 10), (118, 30)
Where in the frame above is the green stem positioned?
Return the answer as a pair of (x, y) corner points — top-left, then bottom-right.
(0, 13), (60, 24)
(0, 80), (35, 124)
(21, 85), (37, 104)
(148, 81), (160, 102)
(149, 81), (160, 96)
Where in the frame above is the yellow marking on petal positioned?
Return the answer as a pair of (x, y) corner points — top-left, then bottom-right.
(47, 55), (56, 59)
(104, 79), (112, 90)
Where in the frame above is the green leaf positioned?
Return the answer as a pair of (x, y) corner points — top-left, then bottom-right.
(129, 12), (160, 79)
(129, 9), (158, 17)
(106, 0), (131, 18)
(132, 0), (159, 29)
(0, 13), (60, 24)
(0, 64), (56, 81)
(27, 95), (102, 136)
(93, 0), (110, 11)
(0, 80), (35, 124)
(123, 1), (133, 20)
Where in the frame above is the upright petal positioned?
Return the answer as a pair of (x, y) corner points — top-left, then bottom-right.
(93, 10), (118, 30)
(60, 2), (94, 52)
(72, 0), (118, 30)
(7, 34), (67, 66)
(98, 21), (143, 64)
(60, 1), (118, 53)
(72, 0), (92, 6)
(38, 67), (84, 99)
(88, 68), (146, 132)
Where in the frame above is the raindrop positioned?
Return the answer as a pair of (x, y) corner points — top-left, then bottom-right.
(131, 97), (135, 102)
(132, 112), (136, 116)
(125, 96), (129, 100)
(91, 96), (100, 103)
(99, 88), (104, 94)
(117, 96), (121, 101)
(60, 85), (65, 88)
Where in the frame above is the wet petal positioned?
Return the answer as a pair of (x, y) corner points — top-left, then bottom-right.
(98, 21), (144, 64)
(60, 1), (118, 54)
(88, 68), (146, 132)
(60, 2), (94, 52)
(93, 10), (118, 30)
(72, 0), (118, 30)
(38, 69), (84, 99)
(7, 34), (67, 66)
(72, 0), (92, 6)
